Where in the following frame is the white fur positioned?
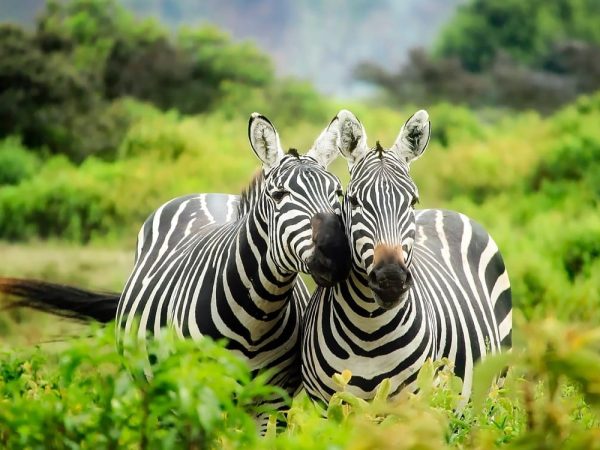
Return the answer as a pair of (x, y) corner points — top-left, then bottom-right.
(306, 116), (340, 168)
(392, 109), (431, 164)
(248, 113), (285, 173)
(331, 109), (369, 170)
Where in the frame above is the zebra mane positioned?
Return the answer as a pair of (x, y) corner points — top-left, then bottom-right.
(287, 148), (300, 158)
(375, 141), (384, 159)
(237, 170), (265, 217)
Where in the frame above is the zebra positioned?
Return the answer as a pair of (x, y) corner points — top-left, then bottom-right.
(0, 112), (351, 421)
(301, 109), (512, 406)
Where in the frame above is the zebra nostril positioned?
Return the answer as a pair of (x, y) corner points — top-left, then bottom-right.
(369, 264), (411, 290)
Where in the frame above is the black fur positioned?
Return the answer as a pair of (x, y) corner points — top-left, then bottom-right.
(0, 278), (120, 323)
(307, 212), (351, 287)
(375, 141), (384, 158)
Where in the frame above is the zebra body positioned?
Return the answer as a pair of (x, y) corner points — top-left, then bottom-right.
(0, 113), (351, 425)
(116, 190), (308, 394)
(301, 110), (512, 405)
(303, 208), (511, 402)
(115, 113), (350, 406)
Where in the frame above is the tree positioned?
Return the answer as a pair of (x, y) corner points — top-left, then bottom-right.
(436, 0), (600, 72)
(0, 0), (278, 160)
(355, 0), (600, 112)
(0, 24), (122, 161)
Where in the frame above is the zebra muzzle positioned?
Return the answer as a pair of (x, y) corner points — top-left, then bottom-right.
(368, 263), (412, 309)
(307, 212), (351, 287)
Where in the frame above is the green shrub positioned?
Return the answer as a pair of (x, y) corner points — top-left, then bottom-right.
(216, 78), (331, 127)
(0, 157), (125, 242)
(0, 326), (272, 449)
(530, 133), (600, 190)
(1, 318), (599, 449)
(117, 108), (186, 160)
(0, 111), (265, 243)
(562, 228), (600, 281)
(0, 137), (40, 186)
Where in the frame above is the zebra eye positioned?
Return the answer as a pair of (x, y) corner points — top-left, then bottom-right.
(336, 189), (344, 200)
(271, 190), (289, 203)
(410, 196), (419, 207)
(348, 194), (360, 208)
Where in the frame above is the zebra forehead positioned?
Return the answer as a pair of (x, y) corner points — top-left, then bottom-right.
(350, 158), (416, 195)
(353, 149), (409, 177)
(272, 157), (334, 181)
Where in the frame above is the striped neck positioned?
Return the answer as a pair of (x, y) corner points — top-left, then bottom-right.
(225, 206), (298, 319)
(331, 266), (424, 332)
(335, 270), (404, 314)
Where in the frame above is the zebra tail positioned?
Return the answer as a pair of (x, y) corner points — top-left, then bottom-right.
(0, 277), (120, 323)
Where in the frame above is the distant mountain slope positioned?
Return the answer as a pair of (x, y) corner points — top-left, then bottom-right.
(1, 0), (460, 96)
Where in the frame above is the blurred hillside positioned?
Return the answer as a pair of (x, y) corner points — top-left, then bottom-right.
(1, 0), (461, 96)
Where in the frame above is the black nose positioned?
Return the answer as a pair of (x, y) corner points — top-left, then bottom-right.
(368, 263), (412, 305)
(307, 212), (351, 287)
(368, 264), (411, 288)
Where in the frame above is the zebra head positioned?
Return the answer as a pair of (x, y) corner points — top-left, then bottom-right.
(248, 113), (351, 287)
(336, 109), (431, 309)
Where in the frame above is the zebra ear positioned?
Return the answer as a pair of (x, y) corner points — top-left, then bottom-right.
(248, 113), (285, 173)
(392, 110), (431, 165)
(306, 115), (341, 168)
(313, 109), (367, 168)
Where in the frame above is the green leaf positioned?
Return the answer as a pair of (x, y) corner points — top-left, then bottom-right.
(471, 352), (513, 413)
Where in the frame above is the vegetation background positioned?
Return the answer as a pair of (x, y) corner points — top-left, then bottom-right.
(0, 0), (599, 448)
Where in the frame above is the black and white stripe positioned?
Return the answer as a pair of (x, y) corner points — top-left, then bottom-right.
(115, 113), (349, 416)
(0, 113), (350, 427)
(302, 110), (512, 405)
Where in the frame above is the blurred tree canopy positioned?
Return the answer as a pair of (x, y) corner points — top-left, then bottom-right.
(436, 0), (600, 72)
(356, 0), (600, 112)
(0, 0), (274, 160)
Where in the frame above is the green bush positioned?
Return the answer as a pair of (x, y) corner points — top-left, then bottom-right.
(0, 136), (40, 186)
(0, 326), (273, 449)
(1, 318), (599, 449)
(216, 78), (331, 127)
(529, 92), (600, 193)
(436, 0), (600, 72)
(2, 92), (600, 331)
(0, 110), (264, 243)
(0, 157), (125, 242)
(0, 0), (278, 161)
(530, 133), (600, 189)
(562, 226), (600, 281)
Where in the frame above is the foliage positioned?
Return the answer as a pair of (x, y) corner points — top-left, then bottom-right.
(356, 0), (600, 112)
(0, 0), (276, 160)
(0, 326), (274, 448)
(0, 22), (125, 162)
(0, 156), (126, 242)
(436, 0), (600, 72)
(0, 136), (40, 186)
(217, 78), (330, 127)
(355, 48), (487, 108)
(1, 318), (599, 449)
(1, 1), (599, 448)
(1, 91), (600, 327)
